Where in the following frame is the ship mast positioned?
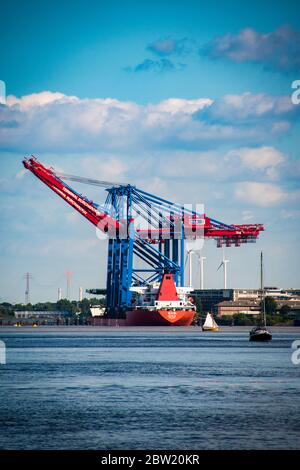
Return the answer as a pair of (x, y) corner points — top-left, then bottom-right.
(260, 252), (266, 327)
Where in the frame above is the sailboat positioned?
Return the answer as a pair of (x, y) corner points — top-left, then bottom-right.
(249, 252), (272, 342)
(202, 312), (219, 332)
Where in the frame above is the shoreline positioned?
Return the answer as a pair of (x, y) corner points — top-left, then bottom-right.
(0, 325), (300, 333)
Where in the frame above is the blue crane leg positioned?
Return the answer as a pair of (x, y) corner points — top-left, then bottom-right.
(112, 239), (121, 315)
(172, 239), (179, 285)
(106, 238), (114, 311)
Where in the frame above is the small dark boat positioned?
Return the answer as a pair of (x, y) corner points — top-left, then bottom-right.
(249, 252), (272, 342)
(249, 325), (272, 342)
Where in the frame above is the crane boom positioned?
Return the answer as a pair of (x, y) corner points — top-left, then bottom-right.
(23, 156), (264, 245)
(23, 156), (120, 233)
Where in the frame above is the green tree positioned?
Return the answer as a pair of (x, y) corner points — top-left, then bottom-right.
(56, 299), (78, 315)
(263, 296), (277, 314)
(192, 296), (203, 314)
(90, 297), (106, 307)
(13, 303), (26, 311)
(280, 304), (291, 316)
(33, 302), (56, 311)
(190, 296), (204, 325)
(1, 302), (12, 308)
(78, 298), (92, 316)
(217, 315), (234, 326)
(233, 313), (256, 326)
(0, 303), (14, 317)
(24, 303), (33, 310)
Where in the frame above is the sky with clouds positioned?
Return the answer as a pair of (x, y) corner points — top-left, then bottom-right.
(0, 0), (300, 303)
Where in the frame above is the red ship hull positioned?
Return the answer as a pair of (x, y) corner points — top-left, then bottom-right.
(125, 309), (195, 326)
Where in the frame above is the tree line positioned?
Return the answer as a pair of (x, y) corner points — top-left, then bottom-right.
(0, 297), (105, 320)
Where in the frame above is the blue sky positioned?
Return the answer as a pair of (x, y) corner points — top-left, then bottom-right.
(0, 0), (300, 302)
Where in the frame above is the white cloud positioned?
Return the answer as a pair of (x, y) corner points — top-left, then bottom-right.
(280, 209), (300, 219)
(147, 37), (191, 56)
(154, 150), (218, 177)
(227, 146), (285, 170)
(149, 98), (212, 115)
(265, 167), (279, 181)
(235, 182), (287, 207)
(242, 210), (254, 221)
(208, 92), (295, 121)
(0, 91), (297, 154)
(80, 156), (128, 180)
(6, 91), (78, 109)
(15, 169), (27, 179)
(202, 25), (300, 72)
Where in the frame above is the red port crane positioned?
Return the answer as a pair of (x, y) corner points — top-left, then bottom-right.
(23, 156), (264, 314)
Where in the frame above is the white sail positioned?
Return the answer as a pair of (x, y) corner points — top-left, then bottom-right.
(203, 313), (214, 328)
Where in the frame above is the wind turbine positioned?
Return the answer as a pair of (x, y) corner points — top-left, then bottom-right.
(186, 250), (207, 289)
(186, 249), (195, 287)
(199, 255), (206, 290)
(186, 251), (206, 289)
(218, 249), (229, 289)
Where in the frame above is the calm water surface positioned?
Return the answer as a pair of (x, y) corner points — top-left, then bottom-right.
(0, 327), (299, 449)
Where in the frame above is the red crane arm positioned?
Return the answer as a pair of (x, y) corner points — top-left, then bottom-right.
(136, 216), (264, 246)
(23, 156), (120, 233)
(23, 156), (264, 246)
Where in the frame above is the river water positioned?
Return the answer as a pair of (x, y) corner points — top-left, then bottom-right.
(0, 327), (299, 449)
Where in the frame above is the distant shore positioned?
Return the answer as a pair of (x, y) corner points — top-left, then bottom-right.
(0, 325), (299, 333)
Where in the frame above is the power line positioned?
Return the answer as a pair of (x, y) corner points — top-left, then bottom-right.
(23, 272), (33, 304)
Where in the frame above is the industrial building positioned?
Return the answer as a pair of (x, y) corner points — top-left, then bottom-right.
(194, 288), (300, 316)
(14, 310), (68, 325)
(217, 301), (260, 317)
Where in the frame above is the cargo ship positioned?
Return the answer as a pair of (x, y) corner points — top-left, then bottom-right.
(126, 273), (196, 326)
